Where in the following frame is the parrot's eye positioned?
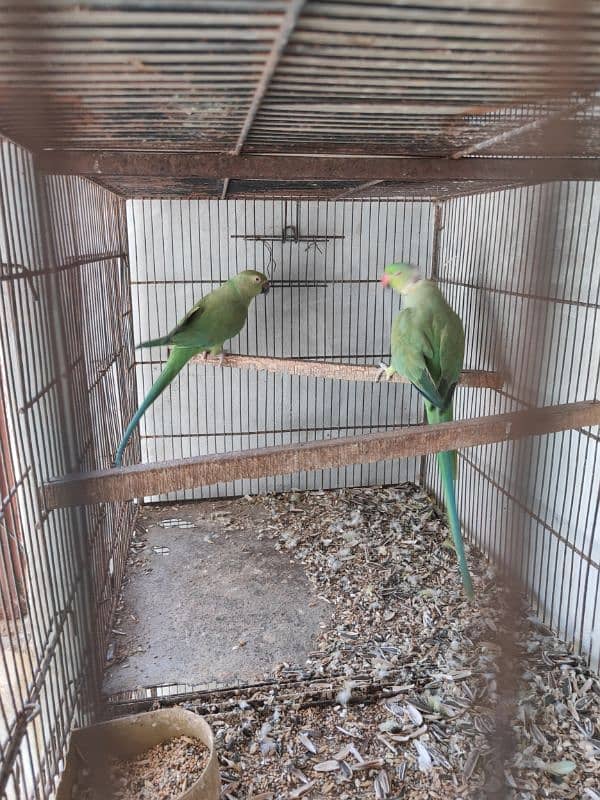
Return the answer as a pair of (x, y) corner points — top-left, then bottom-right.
(255, 276), (261, 282)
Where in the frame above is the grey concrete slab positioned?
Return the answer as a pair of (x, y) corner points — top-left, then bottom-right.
(103, 500), (327, 695)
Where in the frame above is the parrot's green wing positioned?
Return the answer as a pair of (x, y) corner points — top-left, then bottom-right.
(167, 298), (208, 347)
(390, 309), (446, 409)
(435, 311), (464, 407)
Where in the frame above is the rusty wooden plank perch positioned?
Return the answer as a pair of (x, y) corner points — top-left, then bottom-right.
(42, 400), (600, 510)
(193, 354), (505, 391)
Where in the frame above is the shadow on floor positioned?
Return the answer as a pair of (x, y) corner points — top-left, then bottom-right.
(103, 499), (327, 695)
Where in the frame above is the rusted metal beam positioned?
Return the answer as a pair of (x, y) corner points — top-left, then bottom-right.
(232, 0), (306, 155)
(192, 354), (504, 391)
(42, 400), (600, 509)
(37, 152), (600, 182)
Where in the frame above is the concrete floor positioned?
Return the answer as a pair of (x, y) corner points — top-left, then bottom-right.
(103, 499), (327, 695)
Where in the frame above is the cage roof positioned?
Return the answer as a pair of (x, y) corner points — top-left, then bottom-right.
(1, 0), (599, 198)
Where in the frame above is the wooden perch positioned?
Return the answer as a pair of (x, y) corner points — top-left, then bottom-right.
(192, 354), (505, 391)
(42, 400), (600, 510)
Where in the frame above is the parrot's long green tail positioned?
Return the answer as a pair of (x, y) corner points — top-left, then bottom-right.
(426, 404), (474, 599)
(115, 346), (196, 466)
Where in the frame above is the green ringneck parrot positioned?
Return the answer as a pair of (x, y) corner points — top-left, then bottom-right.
(115, 269), (270, 466)
(379, 262), (474, 598)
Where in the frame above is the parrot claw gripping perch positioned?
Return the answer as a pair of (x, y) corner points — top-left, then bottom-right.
(200, 349), (228, 365)
(376, 362), (395, 382)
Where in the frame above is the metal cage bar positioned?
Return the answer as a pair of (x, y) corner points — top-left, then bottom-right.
(0, 137), (137, 797)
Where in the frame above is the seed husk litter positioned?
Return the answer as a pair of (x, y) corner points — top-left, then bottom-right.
(119, 484), (599, 799)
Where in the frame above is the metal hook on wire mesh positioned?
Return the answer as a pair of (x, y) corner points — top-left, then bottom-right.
(304, 240), (323, 256)
(262, 241), (277, 279)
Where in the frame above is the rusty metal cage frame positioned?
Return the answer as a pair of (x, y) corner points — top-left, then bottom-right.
(0, 0), (599, 798)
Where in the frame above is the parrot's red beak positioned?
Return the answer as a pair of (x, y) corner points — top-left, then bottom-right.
(380, 273), (390, 287)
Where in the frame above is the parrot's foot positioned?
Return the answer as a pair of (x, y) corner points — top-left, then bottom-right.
(217, 349), (230, 366)
(376, 362), (396, 382)
(201, 350), (209, 361)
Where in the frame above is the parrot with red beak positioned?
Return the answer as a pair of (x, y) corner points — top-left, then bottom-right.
(379, 262), (473, 598)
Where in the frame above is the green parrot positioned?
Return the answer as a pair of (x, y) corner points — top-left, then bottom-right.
(115, 269), (270, 466)
(379, 262), (474, 598)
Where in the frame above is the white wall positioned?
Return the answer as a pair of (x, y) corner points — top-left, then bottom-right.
(126, 198), (433, 499)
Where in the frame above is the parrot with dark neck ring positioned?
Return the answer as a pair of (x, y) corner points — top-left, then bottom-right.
(115, 269), (270, 466)
(379, 262), (474, 598)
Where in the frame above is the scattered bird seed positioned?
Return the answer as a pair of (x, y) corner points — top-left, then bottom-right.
(313, 760), (340, 773)
(463, 747), (481, 780)
(406, 703), (424, 727)
(298, 733), (318, 755)
(374, 768), (390, 799)
(414, 740), (433, 773)
(288, 780), (316, 798)
(138, 486), (600, 800)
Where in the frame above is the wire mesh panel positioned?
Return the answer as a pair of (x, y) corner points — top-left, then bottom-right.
(425, 182), (600, 669)
(0, 139), (136, 798)
(42, 175), (139, 682)
(126, 197), (433, 499)
(3, 1), (599, 162)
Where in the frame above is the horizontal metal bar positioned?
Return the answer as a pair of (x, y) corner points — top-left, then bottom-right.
(229, 234), (345, 241)
(55, 251), (127, 271)
(36, 152), (600, 183)
(334, 180), (384, 199)
(0, 467), (32, 517)
(141, 423), (426, 439)
(105, 665), (414, 715)
(18, 355), (84, 414)
(437, 276), (600, 310)
(138, 352), (400, 364)
(0, 251), (126, 280)
(41, 400), (600, 509)
(0, 262), (40, 300)
(460, 453), (600, 570)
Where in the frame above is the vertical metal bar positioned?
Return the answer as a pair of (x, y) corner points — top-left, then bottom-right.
(419, 201), (444, 485)
(232, 0), (306, 156)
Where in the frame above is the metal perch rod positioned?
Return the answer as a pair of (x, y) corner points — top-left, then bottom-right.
(193, 354), (505, 391)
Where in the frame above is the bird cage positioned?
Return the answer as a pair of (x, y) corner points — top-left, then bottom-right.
(0, 1), (599, 798)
